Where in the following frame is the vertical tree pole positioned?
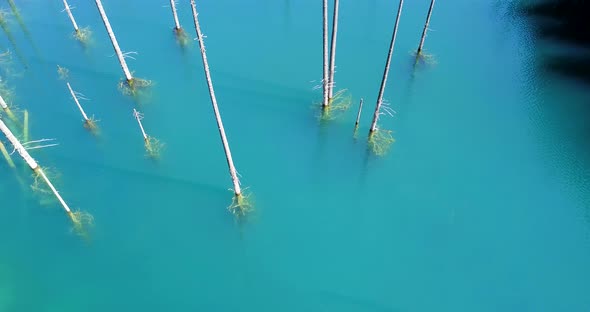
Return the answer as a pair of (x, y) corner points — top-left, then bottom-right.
(355, 98), (363, 127)
(190, 0), (242, 196)
(369, 0), (404, 133)
(62, 0), (79, 33)
(94, 0), (133, 83)
(322, 0), (329, 107)
(417, 0), (435, 55)
(327, 0), (339, 101)
(170, 0), (181, 32)
(23, 110), (29, 142)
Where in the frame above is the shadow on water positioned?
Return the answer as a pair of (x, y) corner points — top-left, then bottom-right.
(521, 0), (590, 84)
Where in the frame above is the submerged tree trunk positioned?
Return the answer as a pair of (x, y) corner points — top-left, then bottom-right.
(322, 0), (329, 107)
(417, 0), (435, 55)
(94, 0), (133, 82)
(0, 140), (15, 168)
(0, 118), (72, 214)
(23, 110), (29, 142)
(327, 0), (339, 100)
(170, 0), (181, 31)
(62, 0), (79, 32)
(190, 0), (242, 196)
(370, 0), (404, 133)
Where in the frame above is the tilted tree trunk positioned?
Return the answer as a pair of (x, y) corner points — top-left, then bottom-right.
(0, 94), (8, 110)
(170, 0), (181, 31)
(327, 0), (339, 100)
(62, 0), (79, 32)
(322, 0), (329, 107)
(417, 0), (435, 55)
(190, 0), (242, 196)
(0, 140), (15, 168)
(94, 0), (133, 82)
(369, 0), (404, 133)
(66, 82), (90, 123)
(0, 118), (73, 215)
(133, 109), (149, 142)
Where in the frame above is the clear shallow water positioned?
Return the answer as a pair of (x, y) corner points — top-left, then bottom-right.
(1, 0), (589, 311)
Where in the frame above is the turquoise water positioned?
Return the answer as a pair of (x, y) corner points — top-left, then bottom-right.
(1, 0), (590, 310)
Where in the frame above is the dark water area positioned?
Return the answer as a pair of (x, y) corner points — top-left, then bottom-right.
(521, 0), (590, 83)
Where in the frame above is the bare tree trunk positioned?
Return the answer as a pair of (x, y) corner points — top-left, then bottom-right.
(170, 0), (181, 31)
(327, 0), (339, 100)
(133, 109), (149, 142)
(0, 94), (16, 121)
(0, 94), (8, 110)
(190, 0), (242, 196)
(417, 0), (435, 55)
(66, 82), (90, 122)
(94, 0), (133, 82)
(62, 0), (79, 32)
(322, 0), (329, 107)
(355, 98), (363, 126)
(0, 118), (72, 214)
(370, 0), (404, 133)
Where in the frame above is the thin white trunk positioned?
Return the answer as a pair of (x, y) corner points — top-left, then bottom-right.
(170, 0), (181, 30)
(322, 0), (329, 107)
(0, 94), (7, 110)
(66, 82), (89, 122)
(37, 168), (72, 213)
(370, 0), (404, 133)
(0, 119), (73, 213)
(328, 0), (339, 100)
(133, 109), (148, 141)
(0, 119), (37, 169)
(355, 98), (363, 126)
(417, 0), (435, 55)
(94, 0), (133, 82)
(62, 0), (79, 32)
(190, 0), (241, 196)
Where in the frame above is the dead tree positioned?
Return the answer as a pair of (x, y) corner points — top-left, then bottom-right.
(417, 0), (435, 55)
(370, 0), (404, 133)
(62, 0), (79, 33)
(327, 0), (340, 101)
(190, 0), (242, 197)
(94, 0), (134, 83)
(322, 0), (329, 107)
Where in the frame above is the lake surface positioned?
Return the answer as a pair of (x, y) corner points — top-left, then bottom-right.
(1, 0), (589, 311)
